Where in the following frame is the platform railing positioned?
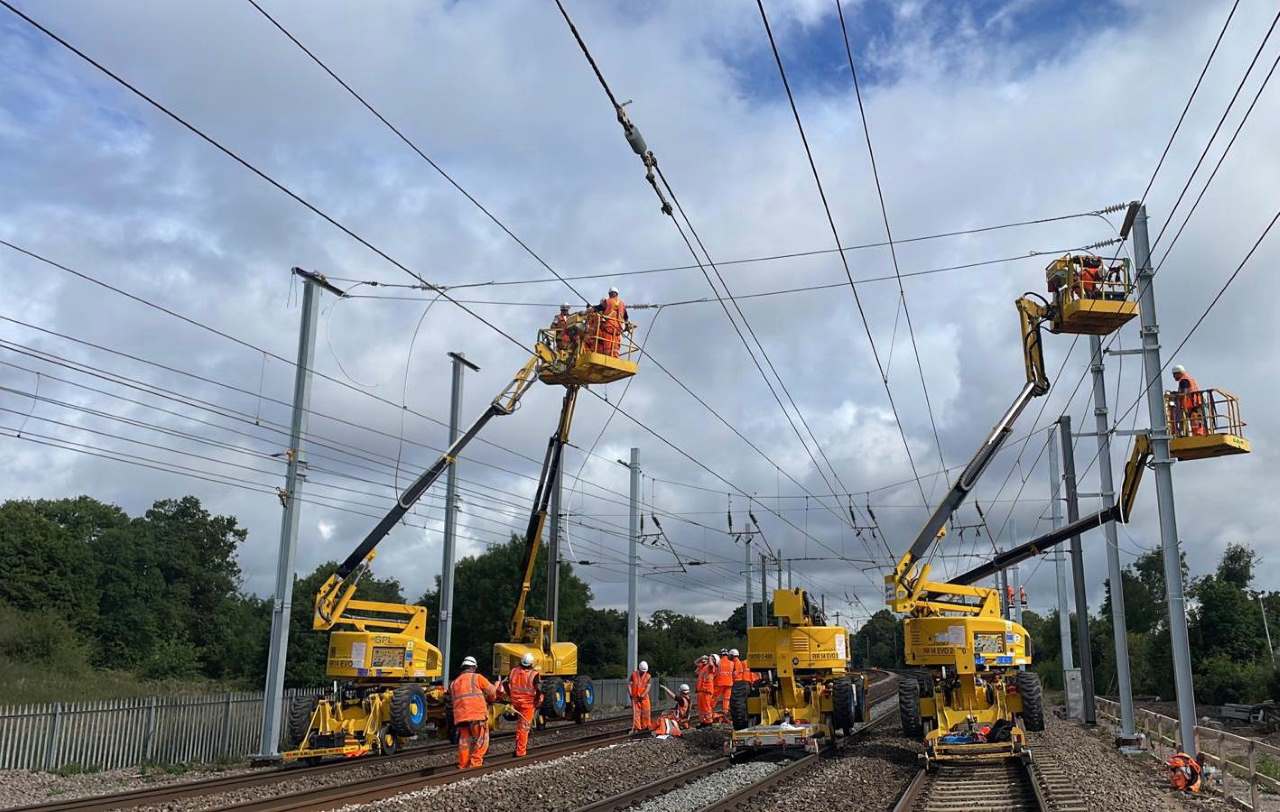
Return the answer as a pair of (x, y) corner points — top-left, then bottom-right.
(1047, 256), (1135, 306)
(1097, 696), (1279, 809)
(1164, 387), (1246, 439)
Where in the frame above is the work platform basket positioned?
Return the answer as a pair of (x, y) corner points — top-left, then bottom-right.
(1165, 388), (1250, 460)
(536, 311), (638, 386)
(1044, 255), (1139, 335)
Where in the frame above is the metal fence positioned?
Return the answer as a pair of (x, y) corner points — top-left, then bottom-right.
(0, 675), (691, 773)
(1098, 696), (1280, 810)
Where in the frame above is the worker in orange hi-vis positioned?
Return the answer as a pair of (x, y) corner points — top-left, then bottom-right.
(506, 652), (541, 758)
(651, 683), (692, 737)
(1171, 365), (1207, 437)
(694, 655), (716, 727)
(449, 655), (498, 769)
(593, 286), (628, 357)
(714, 648), (734, 719)
(1168, 752), (1203, 792)
(628, 660), (653, 734)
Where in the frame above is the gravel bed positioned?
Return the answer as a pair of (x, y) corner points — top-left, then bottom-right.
(128, 718), (635, 812)
(1028, 711), (1231, 811)
(0, 710), (633, 811)
(632, 761), (778, 812)
(0, 765), (255, 810)
(337, 729), (727, 811)
(735, 714), (922, 812)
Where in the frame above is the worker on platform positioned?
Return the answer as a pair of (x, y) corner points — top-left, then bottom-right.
(628, 660), (653, 734)
(714, 648), (735, 718)
(551, 303), (573, 351)
(1168, 752), (1203, 792)
(506, 651), (540, 758)
(695, 655), (716, 727)
(1077, 255), (1103, 299)
(450, 655), (498, 769)
(1171, 365), (1207, 437)
(593, 286), (628, 357)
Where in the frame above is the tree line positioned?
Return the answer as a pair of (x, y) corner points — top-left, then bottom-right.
(0, 495), (751, 699)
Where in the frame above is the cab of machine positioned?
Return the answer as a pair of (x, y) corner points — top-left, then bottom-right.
(1044, 254), (1139, 335)
(905, 615), (1030, 672)
(327, 629), (442, 682)
(493, 620), (578, 677)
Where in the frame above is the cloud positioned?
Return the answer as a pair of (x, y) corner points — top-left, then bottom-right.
(2, 0), (1277, 634)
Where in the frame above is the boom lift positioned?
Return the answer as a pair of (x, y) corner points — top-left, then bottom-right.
(728, 587), (866, 758)
(490, 313), (638, 725)
(283, 313), (636, 762)
(888, 251), (1249, 765)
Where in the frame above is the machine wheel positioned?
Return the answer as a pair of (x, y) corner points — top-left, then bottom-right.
(541, 677), (567, 720)
(286, 695), (319, 746)
(729, 681), (751, 730)
(389, 685), (429, 737)
(1016, 671), (1045, 732)
(854, 674), (868, 723)
(830, 677), (856, 736)
(571, 675), (595, 722)
(376, 724), (399, 756)
(898, 677), (923, 741)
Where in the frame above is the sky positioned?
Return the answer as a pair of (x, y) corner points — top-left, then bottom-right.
(2, 0), (1278, 635)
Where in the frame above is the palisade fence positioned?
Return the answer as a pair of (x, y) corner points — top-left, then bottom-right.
(0, 677), (670, 772)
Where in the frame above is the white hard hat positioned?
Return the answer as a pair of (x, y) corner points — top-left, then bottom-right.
(608, 286), (619, 295)
(639, 660), (649, 672)
(561, 302), (570, 310)
(1172, 364), (1186, 375)
(720, 648), (729, 655)
(680, 684), (690, 693)
(520, 652), (535, 667)
(461, 655), (477, 669)
(710, 654), (720, 666)
(729, 648), (740, 657)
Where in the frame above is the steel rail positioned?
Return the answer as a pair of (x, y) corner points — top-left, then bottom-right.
(11, 715), (629, 812)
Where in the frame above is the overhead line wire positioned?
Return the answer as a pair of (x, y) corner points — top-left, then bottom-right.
(756, 0), (929, 511)
(835, 0), (947, 487)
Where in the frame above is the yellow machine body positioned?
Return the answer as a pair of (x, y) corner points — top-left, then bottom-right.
(730, 589), (865, 757)
(1043, 254), (1139, 335)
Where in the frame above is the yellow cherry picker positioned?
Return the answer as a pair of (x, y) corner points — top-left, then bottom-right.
(283, 311), (637, 761)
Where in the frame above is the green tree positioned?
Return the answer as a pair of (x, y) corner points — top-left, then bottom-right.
(850, 610), (904, 668)
(0, 498), (105, 636)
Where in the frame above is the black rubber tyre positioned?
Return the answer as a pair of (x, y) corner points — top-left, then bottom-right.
(898, 677), (924, 741)
(540, 677), (566, 720)
(571, 675), (594, 722)
(914, 670), (933, 698)
(830, 676), (856, 736)
(729, 681), (751, 730)
(376, 724), (399, 756)
(1016, 671), (1045, 732)
(286, 695), (318, 746)
(853, 674), (868, 723)
(389, 685), (428, 737)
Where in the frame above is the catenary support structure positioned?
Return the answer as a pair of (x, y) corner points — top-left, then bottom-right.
(256, 268), (344, 759)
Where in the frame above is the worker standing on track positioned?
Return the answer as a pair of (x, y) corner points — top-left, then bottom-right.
(1172, 365), (1207, 436)
(695, 655), (716, 727)
(449, 655), (498, 769)
(506, 651), (540, 758)
(714, 648), (735, 719)
(731, 647), (754, 688)
(628, 660), (653, 734)
(593, 286), (627, 357)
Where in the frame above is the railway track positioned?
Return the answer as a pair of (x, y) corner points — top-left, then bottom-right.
(891, 755), (1087, 811)
(571, 672), (901, 812)
(10, 714), (630, 812)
